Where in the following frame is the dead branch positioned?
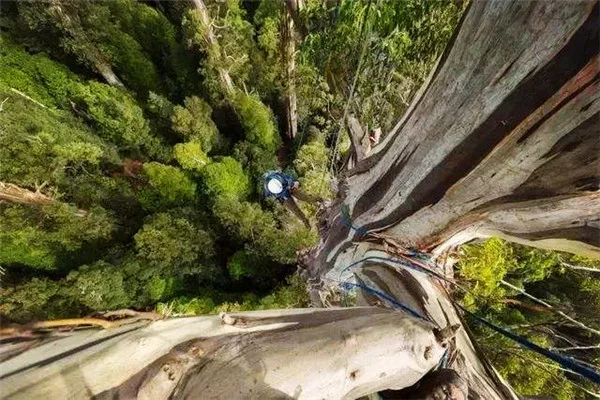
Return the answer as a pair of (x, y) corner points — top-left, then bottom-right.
(0, 318), (116, 336)
(558, 256), (600, 273)
(10, 88), (52, 111)
(0, 181), (88, 217)
(500, 280), (600, 337)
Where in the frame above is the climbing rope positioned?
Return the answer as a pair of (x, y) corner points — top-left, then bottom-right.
(327, 0), (374, 177)
(456, 303), (600, 384)
(339, 203), (368, 238)
(335, 251), (600, 385)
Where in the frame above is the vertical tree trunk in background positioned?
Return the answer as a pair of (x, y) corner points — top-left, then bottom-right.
(284, 0), (306, 39)
(48, 0), (124, 88)
(282, 1), (299, 139)
(94, 60), (125, 87)
(189, 0), (235, 94)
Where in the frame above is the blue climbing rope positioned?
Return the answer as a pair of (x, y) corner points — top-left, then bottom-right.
(456, 303), (600, 384)
(340, 203), (368, 238)
(337, 252), (600, 385)
(340, 281), (429, 323)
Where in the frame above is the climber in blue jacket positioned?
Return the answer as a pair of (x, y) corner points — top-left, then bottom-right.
(263, 171), (320, 229)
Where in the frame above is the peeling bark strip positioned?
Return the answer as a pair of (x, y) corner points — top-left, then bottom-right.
(306, 0), (600, 277)
(346, 114), (367, 168)
(0, 308), (448, 400)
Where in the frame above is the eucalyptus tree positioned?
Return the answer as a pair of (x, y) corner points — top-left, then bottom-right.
(1, 1), (598, 399)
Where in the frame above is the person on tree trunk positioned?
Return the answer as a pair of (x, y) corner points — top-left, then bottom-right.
(263, 171), (319, 229)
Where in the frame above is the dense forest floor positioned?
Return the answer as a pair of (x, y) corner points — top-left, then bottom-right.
(0, 1), (598, 398)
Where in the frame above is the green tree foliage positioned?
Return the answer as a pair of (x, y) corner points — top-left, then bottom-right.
(16, 0), (161, 96)
(134, 212), (214, 269)
(457, 239), (600, 399)
(234, 92), (281, 152)
(232, 141), (278, 183)
(200, 157), (250, 201)
(66, 260), (130, 311)
(156, 274), (309, 316)
(214, 197), (317, 264)
(0, 38), (81, 110)
(138, 162), (197, 210)
(174, 142), (210, 172)
(0, 203), (113, 271)
(299, 0), (465, 132)
(0, 278), (67, 323)
(251, 0), (284, 98)
(171, 96), (220, 152)
(226, 249), (280, 285)
(74, 82), (169, 159)
(294, 127), (334, 201)
(105, 0), (198, 96)
(181, 0), (254, 100)
(1, 0), (467, 338)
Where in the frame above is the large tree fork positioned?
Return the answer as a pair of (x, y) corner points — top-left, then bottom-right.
(301, 0), (599, 281)
(1, 1), (598, 399)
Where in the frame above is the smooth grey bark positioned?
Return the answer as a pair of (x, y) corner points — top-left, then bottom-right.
(298, 1), (599, 398)
(0, 309), (451, 399)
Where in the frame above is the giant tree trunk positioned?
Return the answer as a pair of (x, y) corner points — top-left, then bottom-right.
(299, 0), (599, 397)
(303, 0), (599, 279)
(1, 309), (451, 399)
(1, 1), (598, 399)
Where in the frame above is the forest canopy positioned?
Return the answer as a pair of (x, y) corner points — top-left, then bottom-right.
(0, 0), (463, 321)
(1, 1), (598, 398)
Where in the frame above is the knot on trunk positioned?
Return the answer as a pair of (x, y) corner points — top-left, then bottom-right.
(434, 324), (461, 345)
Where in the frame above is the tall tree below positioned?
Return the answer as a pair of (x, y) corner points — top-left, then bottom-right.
(188, 0), (235, 94)
(1, 1), (598, 398)
(303, 0), (599, 279)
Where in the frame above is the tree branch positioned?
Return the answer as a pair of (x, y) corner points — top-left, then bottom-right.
(500, 279), (600, 337)
(0, 181), (88, 217)
(0, 308), (449, 399)
(189, 0), (234, 94)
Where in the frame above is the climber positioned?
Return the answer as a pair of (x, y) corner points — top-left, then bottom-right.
(263, 171), (320, 229)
